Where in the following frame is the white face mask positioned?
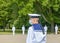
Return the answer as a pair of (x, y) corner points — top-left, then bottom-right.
(29, 20), (32, 25)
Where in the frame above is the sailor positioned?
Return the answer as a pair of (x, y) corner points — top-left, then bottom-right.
(44, 25), (48, 35)
(55, 25), (58, 34)
(44, 25), (48, 43)
(12, 25), (16, 36)
(22, 25), (25, 35)
(26, 14), (46, 43)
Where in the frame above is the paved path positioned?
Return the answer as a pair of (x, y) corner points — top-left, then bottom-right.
(0, 34), (60, 43)
(47, 34), (60, 43)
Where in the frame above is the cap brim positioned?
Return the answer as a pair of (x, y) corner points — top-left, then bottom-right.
(28, 14), (41, 17)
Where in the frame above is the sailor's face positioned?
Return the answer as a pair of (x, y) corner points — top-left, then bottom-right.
(30, 18), (39, 24)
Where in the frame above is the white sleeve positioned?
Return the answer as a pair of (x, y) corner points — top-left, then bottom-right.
(26, 27), (33, 43)
(34, 32), (46, 42)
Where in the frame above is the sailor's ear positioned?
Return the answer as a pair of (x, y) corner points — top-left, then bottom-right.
(38, 18), (39, 20)
(38, 20), (40, 23)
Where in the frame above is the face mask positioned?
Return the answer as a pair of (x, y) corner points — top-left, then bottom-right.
(29, 20), (32, 25)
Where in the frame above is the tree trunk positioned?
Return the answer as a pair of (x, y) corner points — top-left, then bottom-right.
(51, 21), (54, 33)
(3, 28), (5, 32)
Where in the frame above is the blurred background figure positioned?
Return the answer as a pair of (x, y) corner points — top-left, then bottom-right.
(12, 25), (16, 36)
(44, 25), (48, 43)
(44, 25), (48, 35)
(55, 25), (58, 34)
(22, 25), (25, 35)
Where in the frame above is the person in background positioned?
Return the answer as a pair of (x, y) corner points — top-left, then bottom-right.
(12, 25), (16, 36)
(44, 25), (48, 43)
(44, 25), (48, 35)
(55, 25), (58, 34)
(22, 25), (25, 35)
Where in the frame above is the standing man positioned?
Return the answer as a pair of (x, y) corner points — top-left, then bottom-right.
(12, 25), (16, 36)
(22, 25), (25, 35)
(26, 14), (46, 43)
(55, 25), (58, 34)
(44, 25), (48, 43)
(44, 25), (48, 35)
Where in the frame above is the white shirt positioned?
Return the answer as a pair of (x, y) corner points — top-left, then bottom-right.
(26, 26), (46, 43)
(12, 26), (15, 31)
(44, 26), (47, 32)
(55, 25), (58, 30)
(22, 26), (25, 31)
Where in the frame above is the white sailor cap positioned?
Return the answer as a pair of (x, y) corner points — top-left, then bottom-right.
(28, 14), (41, 18)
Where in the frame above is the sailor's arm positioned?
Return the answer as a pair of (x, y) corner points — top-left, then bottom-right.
(26, 27), (33, 43)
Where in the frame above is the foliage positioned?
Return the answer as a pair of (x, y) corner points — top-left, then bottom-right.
(0, 0), (60, 32)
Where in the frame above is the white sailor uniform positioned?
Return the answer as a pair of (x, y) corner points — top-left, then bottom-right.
(26, 14), (46, 43)
(26, 26), (46, 43)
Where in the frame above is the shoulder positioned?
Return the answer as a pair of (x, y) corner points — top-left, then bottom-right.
(28, 26), (33, 31)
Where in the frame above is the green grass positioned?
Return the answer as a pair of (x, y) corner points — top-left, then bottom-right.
(0, 29), (28, 35)
(0, 28), (60, 35)
(0, 31), (23, 35)
(0, 29), (11, 35)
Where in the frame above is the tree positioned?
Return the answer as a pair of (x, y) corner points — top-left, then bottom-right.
(0, 0), (60, 32)
(33, 0), (60, 33)
(0, 0), (35, 30)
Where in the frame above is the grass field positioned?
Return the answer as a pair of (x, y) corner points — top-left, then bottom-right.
(0, 29), (28, 35)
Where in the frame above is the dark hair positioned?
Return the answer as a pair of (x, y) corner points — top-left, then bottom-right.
(31, 16), (39, 18)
